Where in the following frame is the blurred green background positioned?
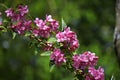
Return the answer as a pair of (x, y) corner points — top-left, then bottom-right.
(0, 0), (119, 80)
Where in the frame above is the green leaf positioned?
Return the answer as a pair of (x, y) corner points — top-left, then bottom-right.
(111, 74), (115, 80)
(34, 49), (38, 55)
(50, 64), (55, 72)
(40, 51), (51, 56)
(0, 26), (4, 28)
(24, 32), (31, 37)
(12, 32), (17, 39)
(73, 51), (77, 55)
(61, 18), (67, 31)
(3, 19), (8, 23)
(47, 37), (56, 43)
(0, 26), (7, 32)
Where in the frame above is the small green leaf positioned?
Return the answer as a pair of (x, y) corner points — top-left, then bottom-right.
(50, 64), (55, 72)
(12, 32), (17, 39)
(0, 26), (7, 32)
(111, 74), (115, 80)
(73, 52), (77, 55)
(34, 49), (38, 55)
(24, 32), (31, 37)
(61, 18), (67, 31)
(73, 49), (79, 55)
(0, 26), (4, 28)
(40, 51), (51, 56)
(3, 19), (8, 23)
(47, 37), (56, 43)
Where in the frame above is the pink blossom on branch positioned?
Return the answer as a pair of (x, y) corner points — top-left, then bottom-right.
(45, 15), (59, 31)
(33, 18), (51, 38)
(50, 48), (66, 65)
(11, 20), (32, 34)
(56, 27), (79, 51)
(34, 18), (45, 28)
(5, 8), (14, 17)
(85, 67), (104, 80)
(5, 5), (29, 21)
(72, 51), (98, 70)
(18, 5), (28, 16)
(33, 15), (59, 38)
(5, 5), (31, 35)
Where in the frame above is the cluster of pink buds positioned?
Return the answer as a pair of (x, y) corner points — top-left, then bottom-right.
(86, 67), (104, 80)
(50, 48), (66, 65)
(73, 51), (104, 80)
(56, 27), (79, 51)
(33, 15), (59, 38)
(5, 5), (32, 34)
(73, 51), (98, 69)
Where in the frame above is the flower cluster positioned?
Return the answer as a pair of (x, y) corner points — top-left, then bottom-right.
(56, 27), (79, 51)
(73, 51), (98, 70)
(5, 5), (32, 34)
(85, 67), (104, 80)
(73, 51), (104, 80)
(50, 49), (66, 65)
(5, 5), (28, 20)
(33, 15), (59, 38)
(4, 4), (104, 80)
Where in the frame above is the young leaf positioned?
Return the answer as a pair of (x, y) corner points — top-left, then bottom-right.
(12, 32), (16, 39)
(50, 64), (55, 72)
(111, 74), (115, 80)
(40, 51), (51, 56)
(3, 19), (8, 23)
(34, 49), (38, 55)
(61, 18), (67, 31)
(24, 32), (31, 37)
(0, 26), (7, 32)
(47, 37), (56, 43)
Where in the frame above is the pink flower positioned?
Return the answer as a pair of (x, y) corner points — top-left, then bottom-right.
(5, 8), (14, 17)
(5, 5), (28, 21)
(33, 29), (39, 37)
(88, 67), (104, 80)
(46, 15), (54, 22)
(64, 27), (76, 41)
(56, 32), (67, 42)
(45, 15), (59, 32)
(72, 55), (81, 69)
(5, 5), (32, 35)
(18, 5), (28, 16)
(69, 39), (79, 50)
(56, 27), (79, 51)
(85, 76), (91, 80)
(11, 20), (32, 34)
(33, 15), (59, 38)
(72, 51), (98, 70)
(83, 51), (98, 66)
(34, 18), (45, 28)
(33, 19), (51, 38)
(50, 49), (66, 65)
(38, 26), (51, 38)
